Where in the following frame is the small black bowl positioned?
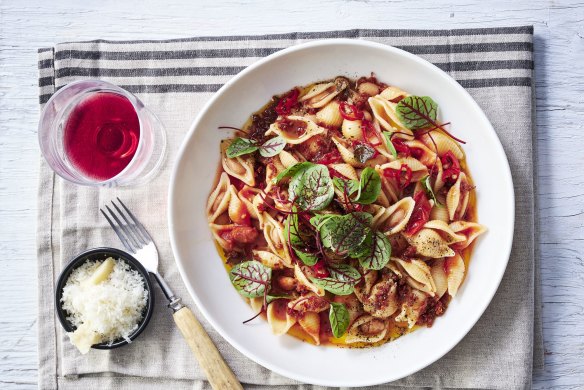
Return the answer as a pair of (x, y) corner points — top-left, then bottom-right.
(55, 247), (155, 350)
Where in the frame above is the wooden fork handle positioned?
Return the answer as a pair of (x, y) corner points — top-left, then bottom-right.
(173, 307), (243, 390)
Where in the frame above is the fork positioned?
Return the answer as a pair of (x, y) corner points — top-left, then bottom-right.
(101, 198), (242, 390)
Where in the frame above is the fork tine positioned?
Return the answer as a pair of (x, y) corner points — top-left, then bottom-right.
(111, 200), (147, 245)
(101, 208), (135, 253)
(105, 204), (142, 250)
(116, 197), (153, 243)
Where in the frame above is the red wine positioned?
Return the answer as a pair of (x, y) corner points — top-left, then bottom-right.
(64, 92), (140, 181)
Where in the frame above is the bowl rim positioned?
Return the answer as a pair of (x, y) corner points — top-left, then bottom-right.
(55, 247), (155, 350)
(168, 38), (515, 386)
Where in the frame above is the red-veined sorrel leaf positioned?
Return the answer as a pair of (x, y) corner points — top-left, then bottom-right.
(354, 167), (381, 204)
(259, 135), (286, 157)
(289, 164), (334, 211)
(310, 264), (361, 295)
(357, 231), (392, 270)
(229, 260), (271, 298)
(319, 212), (372, 254)
(396, 96), (438, 130)
(226, 137), (258, 158)
(273, 161), (313, 184)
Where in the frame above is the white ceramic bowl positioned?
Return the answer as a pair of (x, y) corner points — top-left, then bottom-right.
(168, 39), (514, 387)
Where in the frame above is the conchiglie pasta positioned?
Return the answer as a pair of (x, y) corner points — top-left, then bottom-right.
(420, 131), (464, 159)
(341, 119), (363, 140)
(368, 95), (412, 137)
(316, 101), (343, 128)
(209, 75), (484, 348)
(300, 77), (349, 108)
(447, 172), (471, 220)
(206, 172), (231, 223)
(376, 197), (415, 235)
(449, 221), (487, 250)
(445, 253), (466, 297)
(345, 315), (388, 344)
(331, 136), (364, 167)
(220, 139), (255, 186)
(266, 116), (326, 145)
(405, 228), (455, 258)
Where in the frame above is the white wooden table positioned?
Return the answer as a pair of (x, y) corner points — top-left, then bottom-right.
(1, 0), (583, 388)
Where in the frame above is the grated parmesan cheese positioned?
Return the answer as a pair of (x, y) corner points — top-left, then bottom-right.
(61, 257), (148, 353)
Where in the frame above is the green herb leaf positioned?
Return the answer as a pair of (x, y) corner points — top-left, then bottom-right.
(226, 138), (258, 158)
(329, 302), (350, 338)
(309, 214), (337, 230)
(293, 248), (319, 266)
(320, 212), (372, 254)
(348, 229), (373, 258)
(353, 143), (376, 164)
(289, 164), (334, 211)
(421, 175), (439, 205)
(383, 131), (398, 159)
(333, 177), (359, 195)
(273, 162), (313, 184)
(354, 167), (381, 204)
(358, 231), (392, 270)
(396, 96), (438, 131)
(229, 260), (271, 298)
(259, 135), (286, 157)
(284, 212), (304, 247)
(310, 264), (361, 295)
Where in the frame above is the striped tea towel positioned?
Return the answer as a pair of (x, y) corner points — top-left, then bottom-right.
(37, 26), (542, 390)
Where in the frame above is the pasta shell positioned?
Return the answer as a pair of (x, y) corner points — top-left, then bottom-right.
(300, 77), (349, 108)
(316, 101), (343, 128)
(377, 197), (415, 235)
(206, 172), (231, 223)
(294, 264), (325, 296)
(429, 203), (449, 223)
(253, 250), (289, 269)
(209, 223), (258, 252)
(263, 163), (279, 194)
(378, 175), (400, 205)
(263, 213), (292, 264)
(395, 258), (436, 296)
(331, 136), (364, 167)
(267, 299), (297, 335)
(354, 271), (399, 318)
(220, 139), (255, 186)
(298, 311), (321, 345)
(288, 293), (330, 313)
(278, 150), (299, 168)
(404, 140), (438, 167)
(379, 86), (409, 101)
(358, 81), (381, 96)
(329, 163), (358, 180)
(431, 259), (448, 298)
(341, 119), (363, 140)
(420, 131), (464, 159)
(238, 185), (262, 220)
(423, 220), (466, 245)
(449, 221), (487, 250)
(432, 158), (446, 193)
(395, 289), (428, 328)
(368, 95), (412, 136)
(445, 253), (465, 297)
(266, 116), (326, 145)
(227, 185), (249, 225)
(379, 157), (429, 182)
(370, 204), (387, 229)
(405, 228), (455, 258)
(345, 315), (388, 344)
(446, 172), (470, 220)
